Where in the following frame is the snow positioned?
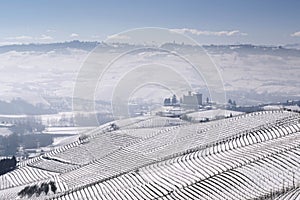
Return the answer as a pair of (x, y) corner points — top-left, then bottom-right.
(51, 135), (79, 147)
(0, 128), (12, 136)
(186, 109), (243, 121)
(43, 126), (96, 135)
(263, 105), (283, 110)
(284, 105), (300, 111)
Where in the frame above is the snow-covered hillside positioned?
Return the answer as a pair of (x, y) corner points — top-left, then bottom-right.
(0, 110), (299, 199)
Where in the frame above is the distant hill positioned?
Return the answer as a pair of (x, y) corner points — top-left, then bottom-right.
(0, 40), (99, 53)
(284, 43), (300, 50)
(0, 99), (55, 115)
(1, 40), (300, 55)
(0, 41), (299, 107)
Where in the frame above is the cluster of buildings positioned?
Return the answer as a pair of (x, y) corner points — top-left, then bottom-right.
(163, 91), (203, 109)
(159, 91), (207, 117)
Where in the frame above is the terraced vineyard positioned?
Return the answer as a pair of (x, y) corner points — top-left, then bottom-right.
(0, 111), (300, 199)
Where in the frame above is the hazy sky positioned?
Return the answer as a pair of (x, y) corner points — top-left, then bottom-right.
(0, 0), (300, 45)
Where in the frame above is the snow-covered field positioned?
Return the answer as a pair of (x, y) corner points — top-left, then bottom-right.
(186, 109), (243, 121)
(0, 128), (12, 136)
(0, 48), (88, 104)
(43, 126), (96, 135)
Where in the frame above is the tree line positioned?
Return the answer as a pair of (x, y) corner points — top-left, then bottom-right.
(18, 181), (57, 198)
(0, 156), (17, 175)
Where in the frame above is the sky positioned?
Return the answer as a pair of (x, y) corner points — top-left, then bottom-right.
(0, 0), (300, 45)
